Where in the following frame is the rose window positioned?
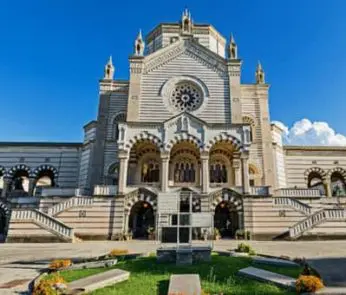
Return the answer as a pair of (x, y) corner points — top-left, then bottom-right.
(170, 83), (203, 112)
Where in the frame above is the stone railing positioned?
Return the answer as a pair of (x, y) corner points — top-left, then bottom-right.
(47, 197), (94, 216)
(273, 197), (312, 216)
(93, 185), (118, 196)
(11, 209), (74, 240)
(249, 186), (270, 196)
(275, 188), (322, 197)
(289, 209), (346, 239)
(40, 188), (77, 197)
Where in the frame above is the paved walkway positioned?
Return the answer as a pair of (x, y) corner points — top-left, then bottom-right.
(1, 240), (346, 293)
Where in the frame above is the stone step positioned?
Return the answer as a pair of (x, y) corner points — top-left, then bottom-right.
(253, 256), (299, 267)
(66, 268), (129, 293)
(238, 266), (295, 289)
(168, 274), (201, 295)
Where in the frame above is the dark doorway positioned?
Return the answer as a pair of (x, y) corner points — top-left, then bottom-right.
(214, 201), (239, 238)
(0, 207), (8, 242)
(129, 201), (155, 239)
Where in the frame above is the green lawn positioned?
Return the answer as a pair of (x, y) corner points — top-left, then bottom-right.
(56, 255), (303, 295)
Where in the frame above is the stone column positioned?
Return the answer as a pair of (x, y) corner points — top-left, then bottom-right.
(241, 153), (250, 194)
(118, 152), (129, 194)
(324, 180), (332, 197)
(1, 177), (10, 198)
(232, 159), (242, 187)
(160, 153), (170, 193)
(28, 177), (36, 197)
(201, 152), (209, 194)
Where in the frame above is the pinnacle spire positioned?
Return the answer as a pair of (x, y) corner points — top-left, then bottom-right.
(137, 29), (143, 40)
(104, 55), (114, 80)
(230, 33), (236, 44)
(256, 61), (265, 84)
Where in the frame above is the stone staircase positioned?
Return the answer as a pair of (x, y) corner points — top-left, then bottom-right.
(11, 209), (76, 242)
(273, 197), (346, 239)
(46, 196), (94, 216)
(273, 197), (312, 216)
(289, 209), (346, 239)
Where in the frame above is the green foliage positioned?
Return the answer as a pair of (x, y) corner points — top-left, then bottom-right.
(236, 242), (254, 254)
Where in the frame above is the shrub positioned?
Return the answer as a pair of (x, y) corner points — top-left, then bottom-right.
(33, 273), (65, 295)
(109, 249), (129, 256)
(49, 259), (72, 270)
(296, 275), (324, 293)
(248, 249), (256, 256)
(236, 242), (253, 254)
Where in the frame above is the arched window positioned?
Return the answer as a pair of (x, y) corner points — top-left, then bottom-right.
(174, 161), (195, 183)
(210, 161), (228, 184)
(142, 160), (159, 183)
(243, 116), (256, 142)
(112, 113), (126, 141)
(331, 172), (346, 196)
(108, 163), (119, 185)
(307, 171), (325, 195)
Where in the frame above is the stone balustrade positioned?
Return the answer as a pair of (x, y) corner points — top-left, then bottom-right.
(273, 197), (312, 216)
(249, 186), (270, 196)
(40, 187), (77, 197)
(93, 185), (118, 196)
(275, 188), (322, 197)
(289, 209), (346, 238)
(47, 197), (94, 216)
(11, 209), (74, 240)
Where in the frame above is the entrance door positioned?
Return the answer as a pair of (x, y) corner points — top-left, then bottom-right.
(214, 201), (239, 238)
(129, 201), (155, 239)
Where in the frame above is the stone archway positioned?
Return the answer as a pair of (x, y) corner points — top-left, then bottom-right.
(304, 167), (327, 195)
(128, 201), (155, 239)
(7, 164), (31, 195)
(211, 188), (243, 239)
(0, 201), (10, 242)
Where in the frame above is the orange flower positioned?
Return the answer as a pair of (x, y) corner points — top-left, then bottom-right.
(296, 275), (324, 293)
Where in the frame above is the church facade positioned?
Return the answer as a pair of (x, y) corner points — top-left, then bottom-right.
(1, 11), (346, 242)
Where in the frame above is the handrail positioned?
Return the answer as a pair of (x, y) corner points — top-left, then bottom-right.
(275, 188), (322, 197)
(273, 197), (312, 215)
(47, 197), (93, 216)
(11, 209), (74, 240)
(289, 209), (346, 238)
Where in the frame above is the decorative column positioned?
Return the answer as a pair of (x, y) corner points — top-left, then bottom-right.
(324, 180), (332, 197)
(118, 151), (129, 194)
(201, 152), (209, 194)
(241, 153), (250, 194)
(232, 159), (242, 187)
(1, 177), (10, 198)
(28, 177), (36, 197)
(160, 153), (170, 193)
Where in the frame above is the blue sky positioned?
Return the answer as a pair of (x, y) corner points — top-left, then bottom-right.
(1, 0), (346, 142)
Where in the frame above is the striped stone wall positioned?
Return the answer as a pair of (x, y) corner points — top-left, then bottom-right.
(243, 197), (321, 239)
(0, 143), (82, 189)
(284, 146), (346, 188)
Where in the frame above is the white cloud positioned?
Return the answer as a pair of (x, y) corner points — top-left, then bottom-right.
(272, 119), (346, 146)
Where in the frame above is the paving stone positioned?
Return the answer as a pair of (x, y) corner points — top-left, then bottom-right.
(238, 266), (295, 289)
(253, 256), (299, 267)
(168, 274), (201, 295)
(67, 269), (129, 293)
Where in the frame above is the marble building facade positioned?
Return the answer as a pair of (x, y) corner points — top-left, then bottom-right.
(1, 10), (346, 242)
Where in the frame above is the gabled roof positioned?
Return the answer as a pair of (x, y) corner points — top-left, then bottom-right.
(163, 111), (208, 126)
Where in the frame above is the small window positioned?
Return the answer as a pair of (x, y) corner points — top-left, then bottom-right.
(312, 160), (317, 164)
(334, 160), (339, 165)
(249, 179), (255, 187)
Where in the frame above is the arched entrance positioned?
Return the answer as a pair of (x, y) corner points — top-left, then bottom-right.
(331, 172), (346, 196)
(214, 201), (239, 238)
(169, 140), (201, 186)
(8, 165), (31, 196)
(0, 202), (10, 242)
(128, 201), (155, 239)
(307, 171), (326, 195)
(127, 139), (161, 186)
